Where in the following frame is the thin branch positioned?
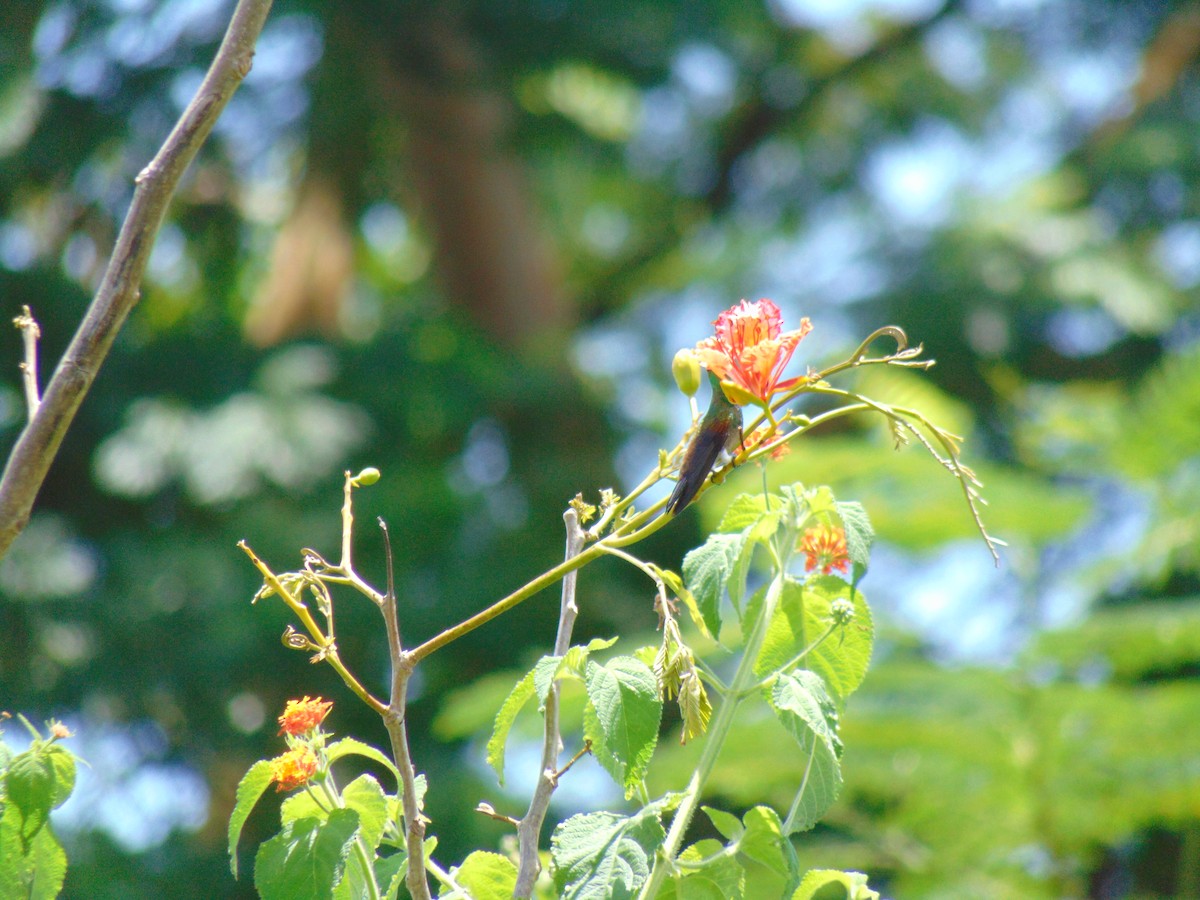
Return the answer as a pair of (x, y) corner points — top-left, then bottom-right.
(514, 508), (586, 898)
(379, 517), (402, 661)
(13, 306), (40, 421)
(0, 0), (275, 561)
(378, 514), (430, 900)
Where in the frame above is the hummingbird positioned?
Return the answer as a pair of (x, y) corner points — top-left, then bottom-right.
(667, 368), (744, 515)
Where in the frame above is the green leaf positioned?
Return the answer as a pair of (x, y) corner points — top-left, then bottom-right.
(533, 654), (567, 707)
(834, 501), (874, 582)
(683, 532), (743, 637)
(701, 806), (743, 842)
(0, 802), (66, 900)
(486, 668), (535, 786)
(43, 746), (75, 810)
(717, 493), (783, 533)
(657, 839), (745, 899)
(229, 759), (276, 878)
(561, 637), (620, 681)
(441, 851), (518, 899)
(375, 853), (406, 900)
(487, 641), (616, 787)
(692, 806), (798, 898)
(791, 869), (879, 900)
(325, 737), (402, 787)
(755, 577), (873, 704)
(254, 808), (361, 900)
(281, 789), (326, 826)
(771, 671), (843, 833)
(550, 804), (667, 899)
(583, 656), (663, 796)
(342, 774), (389, 852)
(5, 749), (56, 847)
(739, 806), (798, 880)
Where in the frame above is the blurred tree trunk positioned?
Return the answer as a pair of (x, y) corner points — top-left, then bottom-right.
(388, 16), (571, 358)
(250, 6), (572, 360)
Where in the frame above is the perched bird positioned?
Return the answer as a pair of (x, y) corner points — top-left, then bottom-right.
(667, 369), (744, 515)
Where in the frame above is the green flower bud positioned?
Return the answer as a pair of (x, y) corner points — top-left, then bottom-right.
(352, 467), (381, 486)
(831, 598), (855, 625)
(672, 349), (702, 397)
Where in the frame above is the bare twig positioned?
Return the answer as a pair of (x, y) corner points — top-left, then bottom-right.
(0, 0), (275, 560)
(13, 306), (40, 420)
(514, 508), (586, 898)
(372, 516), (430, 900)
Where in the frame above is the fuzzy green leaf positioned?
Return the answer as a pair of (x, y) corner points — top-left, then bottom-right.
(0, 802), (66, 900)
(550, 804), (668, 899)
(326, 737), (402, 788)
(486, 668), (536, 786)
(441, 851), (518, 899)
(229, 759), (275, 878)
(791, 869), (879, 900)
(683, 532), (743, 638)
(755, 577), (873, 704)
(771, 671), (843, 833)
(584, 656), (662, 796)
(254, 808), (360, 900)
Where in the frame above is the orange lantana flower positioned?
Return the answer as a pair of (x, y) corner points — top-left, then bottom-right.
(278, 696), (333, 736)
(800, 524), (850, 576)
(270, 746), (318, 792)
(692, 299), (812, 406)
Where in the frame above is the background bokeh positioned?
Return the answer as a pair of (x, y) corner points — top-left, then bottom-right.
(2, 0), (1198, 896)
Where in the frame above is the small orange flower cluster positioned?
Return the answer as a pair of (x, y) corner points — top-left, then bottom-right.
(801, 524), (850, 576)
(270, 746), (318, 793)
(268, 696), (333, 792)
(277, 696), (333, 736)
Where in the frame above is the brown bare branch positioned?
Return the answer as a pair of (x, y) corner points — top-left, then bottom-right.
(0, 0), (275, 560)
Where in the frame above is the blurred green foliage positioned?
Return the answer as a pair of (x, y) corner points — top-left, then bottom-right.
(1, 0), (1198, 896)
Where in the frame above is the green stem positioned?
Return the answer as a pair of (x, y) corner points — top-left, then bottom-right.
(319, 774), (382, 900)
(638, 573), (787, 898)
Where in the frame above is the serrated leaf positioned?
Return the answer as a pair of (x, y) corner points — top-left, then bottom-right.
(442, 851), (518, 899)
(486, 668), (536, 786)
(281, 789), (326, 826)
(561, 637), (620, 682)
(254, 808), (361, 900)
(584, 657), (663, 796)
(658, 838), (746, 899)
(739, 806), (798, 880)
(805, 486), (836, 518)
(0, 803), (66, 900)
(375, 853), (406, 900)
(326, 737), (402, 787)
(791, 869), (879, 900)
(771, 671), (843, 833)
(342, 774), (389, 852)
(835, 501), (874, 582)
(731, 521), (778, 617)
(550, 806), (667, 899)
(5, 749), (55, 846)
(533, 655), (566, 707)
(718, 493), (783, 533)
(683, 533), (744, 637)
(701, 806), (743, 842)
(754, 577), (873, 704)
(229, 759), (275, 878)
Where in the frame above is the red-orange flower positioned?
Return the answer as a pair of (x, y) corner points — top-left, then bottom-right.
(269, 746), (318, 792)
(692, 299), (812, 405)
(278, 696), (333, 736)
(801, 524), (850, 575)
